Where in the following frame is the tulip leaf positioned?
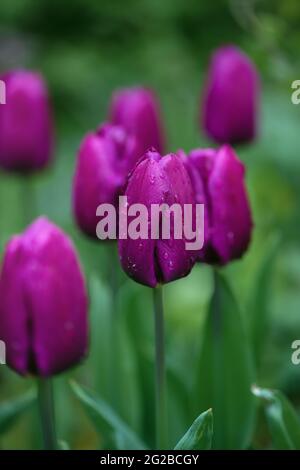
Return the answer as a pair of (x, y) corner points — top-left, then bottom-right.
(70, 381), (146, 450)
(174, 408), (213, 450)
(87, 275), (141, 431)
(194, 271), (256, 449)
(58, 440), (70, 450)
(252, 386), (300, 450)
(248, 235), (280, 366)
(0, 388), (36, 435)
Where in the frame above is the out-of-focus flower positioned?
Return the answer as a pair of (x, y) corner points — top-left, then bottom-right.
(110, 87), (165, 155)
(0, 70), (54, 171)
(119, 150), (196, 287)
(185, 144), (253, 265)
(73, 123), (140, 238)
(0, 217), (88, 376)
(202, 45), (259, 145)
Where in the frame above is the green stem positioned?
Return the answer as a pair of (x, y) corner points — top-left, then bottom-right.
(108, 243), (119, 406)
(20, 175), (36, 227)
(37, 378), (57, 450)
(153, 285), (167, 449)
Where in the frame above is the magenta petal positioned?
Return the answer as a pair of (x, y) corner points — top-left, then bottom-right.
(0, 217), (88, 376)
(110, 87), (165, 155)
(208, 145), (253, 264)
(118, 151), (196, 287)
(73, 123), (141, 238)
(73, 132), (122, 238)
(0, 70), (54, 172)
(202, 45), (259, 145)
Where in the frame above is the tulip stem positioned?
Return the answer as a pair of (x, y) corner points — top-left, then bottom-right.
(37, 378), (57, 450)
(153, 285), (167, 449)
(109, 243), (119, 407)
(20, 175), (36, 226)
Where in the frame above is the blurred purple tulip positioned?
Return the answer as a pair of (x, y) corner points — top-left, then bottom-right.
(110, 87), (165, 155)
(0, 70), (54, 172)
(185, 144), (253, 265)
(118, 150), (196, 287)
(202, 45), (259, 145)
(0, 217), (88, 377)
(73, 123), (140, 238)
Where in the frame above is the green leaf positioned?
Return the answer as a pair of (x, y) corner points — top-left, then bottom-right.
(247, 235), (280, 366)
(87, 275), (141, 431)
(174, 409), (213, 450)
(194, 271), (256, 449)
(0, 389), (36, 435)
(252, 386), (300, 449)
(58, 440), (70, 450)
(70, 381), (146, 450)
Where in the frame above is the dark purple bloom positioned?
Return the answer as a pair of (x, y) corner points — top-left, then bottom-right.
(185, 145), (253, 265)
(118, 150), (196, 288)
(110, 87), (165, 155)
(0, 217), (88, 377)
(0, 70), (54, 172)
(202, 45), (259, 145)
(73, 123), (139, 238)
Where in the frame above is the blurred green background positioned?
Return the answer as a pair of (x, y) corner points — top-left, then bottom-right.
(1, 0), (300, 450)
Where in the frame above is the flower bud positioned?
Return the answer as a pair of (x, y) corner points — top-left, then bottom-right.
(110, 87), (165, 155)
(0, 217), (88, 376)
(0, 70), (54, 171)
(185, 145), (253, 265)
(73, 123), (139, 238)
(202, 46), (259, 144)
(118, 150), (196, 287)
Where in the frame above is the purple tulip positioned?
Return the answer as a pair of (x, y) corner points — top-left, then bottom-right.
(73, 123), (140, 238)
(0, 70), (54, 172)
(185, 145), (253, 265)
(110, 87), (165, 155)
(202, 46), (259, 145)
(118, 150), (196, 287)
(0, 217), (88, 376)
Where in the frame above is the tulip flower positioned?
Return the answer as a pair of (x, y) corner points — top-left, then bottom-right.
(0, 217), (88, 449)
(118, 149), (197, 288)
(73, 123), (139, 238)
(0, 70), (54, 172)
(119, 149), (199, 448)
(0, 217), (88, 376)
(185, 144), (253, 265)
(110, 87), (165, 155)
(202, 45), (259, 145)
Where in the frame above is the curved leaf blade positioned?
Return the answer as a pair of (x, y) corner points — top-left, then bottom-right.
(174, 409), (213, 450)
(194, 271), (256, 449)
(70, 381), (146, 450)
(0, 389), (36, 435)
(252, 386), (300, 450)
